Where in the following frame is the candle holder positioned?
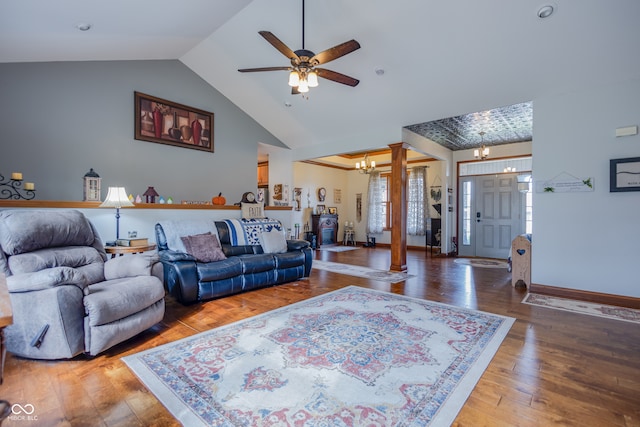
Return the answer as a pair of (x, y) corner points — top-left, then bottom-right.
(0, 172), (36, 200)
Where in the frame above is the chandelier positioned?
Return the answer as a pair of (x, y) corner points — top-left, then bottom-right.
(474, 131), (490, 160)
(355, 153), (376, 174)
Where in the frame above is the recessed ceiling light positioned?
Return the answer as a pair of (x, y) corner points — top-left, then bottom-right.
(75, 23), (92, 31)
(374, 67), (385, 76)
(537, 5), (555, 19)
(284, 101), (292, 107)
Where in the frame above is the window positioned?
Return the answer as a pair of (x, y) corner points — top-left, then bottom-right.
(380, 173), (390, 229)
(462, 180), (472, 246)
(379, 169), (426, 233)
(407, 167), (427, 235)
(525, 182), (533, 234)
(366, 172), (384, 234)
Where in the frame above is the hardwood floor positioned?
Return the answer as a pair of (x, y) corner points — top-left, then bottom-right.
(1, 248), (639, 426)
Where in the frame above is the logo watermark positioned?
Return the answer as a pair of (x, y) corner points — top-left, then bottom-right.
(8, 403), (38, 422)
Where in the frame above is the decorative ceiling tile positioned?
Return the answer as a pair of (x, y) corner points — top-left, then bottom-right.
(405, 102), (533, 151)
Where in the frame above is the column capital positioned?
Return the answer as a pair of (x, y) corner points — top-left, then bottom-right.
(388, 142), (411, 150)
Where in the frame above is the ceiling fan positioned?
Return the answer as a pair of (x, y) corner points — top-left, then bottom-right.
(238, 0), (361, 94)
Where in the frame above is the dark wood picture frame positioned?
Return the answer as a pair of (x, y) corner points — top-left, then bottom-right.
(610, 157), (640, 192)
(134, 91), (214, 153)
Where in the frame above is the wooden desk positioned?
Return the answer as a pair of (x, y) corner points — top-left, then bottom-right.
(105, 244), (156, 258)
(0, 274), (13, 385)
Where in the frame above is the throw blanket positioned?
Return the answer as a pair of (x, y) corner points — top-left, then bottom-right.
(224, 218), (283, 246)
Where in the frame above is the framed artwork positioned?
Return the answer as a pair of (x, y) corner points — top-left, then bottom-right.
(134, 91), (214, 153)
(273, 184), (283, 200)
(317, 187), (326, 202)
(316, 205), (326, 214)
(334, 189), (342, 204)
(257, 187), (267, 203)
(294, 187), (302, 211)
(328, 207), (337, 215)
(610, 157), (640, 192)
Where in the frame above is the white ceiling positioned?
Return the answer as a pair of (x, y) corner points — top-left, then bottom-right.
(2, 0), (640, 160)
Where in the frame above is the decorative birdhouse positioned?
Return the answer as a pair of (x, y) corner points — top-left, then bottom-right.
(83, 168), (101, 201)
(143, 186), (159, 203)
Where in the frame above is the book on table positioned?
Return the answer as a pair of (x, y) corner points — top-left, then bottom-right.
(116, 238), (149, 247)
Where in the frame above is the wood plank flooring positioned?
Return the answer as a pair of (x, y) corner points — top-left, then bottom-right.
(1, 247), (638, 426)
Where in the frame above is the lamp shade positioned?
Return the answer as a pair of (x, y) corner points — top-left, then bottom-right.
(100, 187), (134, 208)
(288, 70), (300, 87)
(297, 79), (309, 93)
(307, 71), (319, 87)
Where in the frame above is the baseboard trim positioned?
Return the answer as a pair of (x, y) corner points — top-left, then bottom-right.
(529, 283), (640, 309)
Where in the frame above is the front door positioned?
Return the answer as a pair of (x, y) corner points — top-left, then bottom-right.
(458, 174), (524, 259)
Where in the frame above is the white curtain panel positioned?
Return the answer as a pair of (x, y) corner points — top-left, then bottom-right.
(366, 172), (384, 234)
(407, 167), (428, 235)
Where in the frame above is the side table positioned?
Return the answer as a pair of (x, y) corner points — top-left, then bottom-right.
(0, 274), (13, 385)
(343, 229), (355, 246)
(105, 244), (157, 258)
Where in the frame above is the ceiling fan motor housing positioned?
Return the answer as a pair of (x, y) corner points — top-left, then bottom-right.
(294, 49), (315, 61)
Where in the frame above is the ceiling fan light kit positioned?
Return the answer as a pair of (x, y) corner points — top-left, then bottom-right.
(238, 0), (360, 95)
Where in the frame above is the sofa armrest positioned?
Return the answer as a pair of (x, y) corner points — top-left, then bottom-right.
(158, 249), (196, 263)
(6, 267), (90, 293)
(162, 259), (200, 304)
(104, 253), (160, 280)
(287, 239), (310, 251)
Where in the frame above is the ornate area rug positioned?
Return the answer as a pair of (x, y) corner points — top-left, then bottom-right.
(454, 258), (509, 269)
(312, 260), (414, 283)
(522, 293), (640, 324)
(124, 286), (514, 426)
(317, 245), (360, 253)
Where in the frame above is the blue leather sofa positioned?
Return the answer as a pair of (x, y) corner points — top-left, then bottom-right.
(155, 218), (312, 304)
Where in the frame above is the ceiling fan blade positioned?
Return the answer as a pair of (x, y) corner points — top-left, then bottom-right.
(316, 68), (360, 87)
(258, 31), (298, 60)
(311, 40), (361, 65)
(291, 86), (300, 95)
(238, 66), (290, 73)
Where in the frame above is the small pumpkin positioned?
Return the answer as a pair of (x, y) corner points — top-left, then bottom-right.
(212, 192), (226, 205)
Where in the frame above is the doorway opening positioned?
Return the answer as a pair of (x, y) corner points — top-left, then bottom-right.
(458, 157), (532, 259)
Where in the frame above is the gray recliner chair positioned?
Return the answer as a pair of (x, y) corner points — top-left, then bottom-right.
(0, 209), (165, 359)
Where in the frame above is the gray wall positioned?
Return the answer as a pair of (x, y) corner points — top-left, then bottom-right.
(532, 77), (640, 298)
(0, 60), (286, 202)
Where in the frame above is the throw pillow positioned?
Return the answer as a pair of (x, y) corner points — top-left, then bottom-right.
(241, 202), (265, 219)
(259, 229), (288, 254)
(180, 232), (227, 262)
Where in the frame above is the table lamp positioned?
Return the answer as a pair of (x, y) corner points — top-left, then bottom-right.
(100, 186), (134, 243)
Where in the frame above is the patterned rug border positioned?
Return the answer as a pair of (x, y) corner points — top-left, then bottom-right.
(124, 286), (515, 427)
(317, 245), (360, 253)
(312, 259), (415, 283)
(454, 258), (509, 269)
(522, 293), (640, 324)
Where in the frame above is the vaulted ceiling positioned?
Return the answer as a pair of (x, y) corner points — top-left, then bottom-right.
(2, 0), (639, 159)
